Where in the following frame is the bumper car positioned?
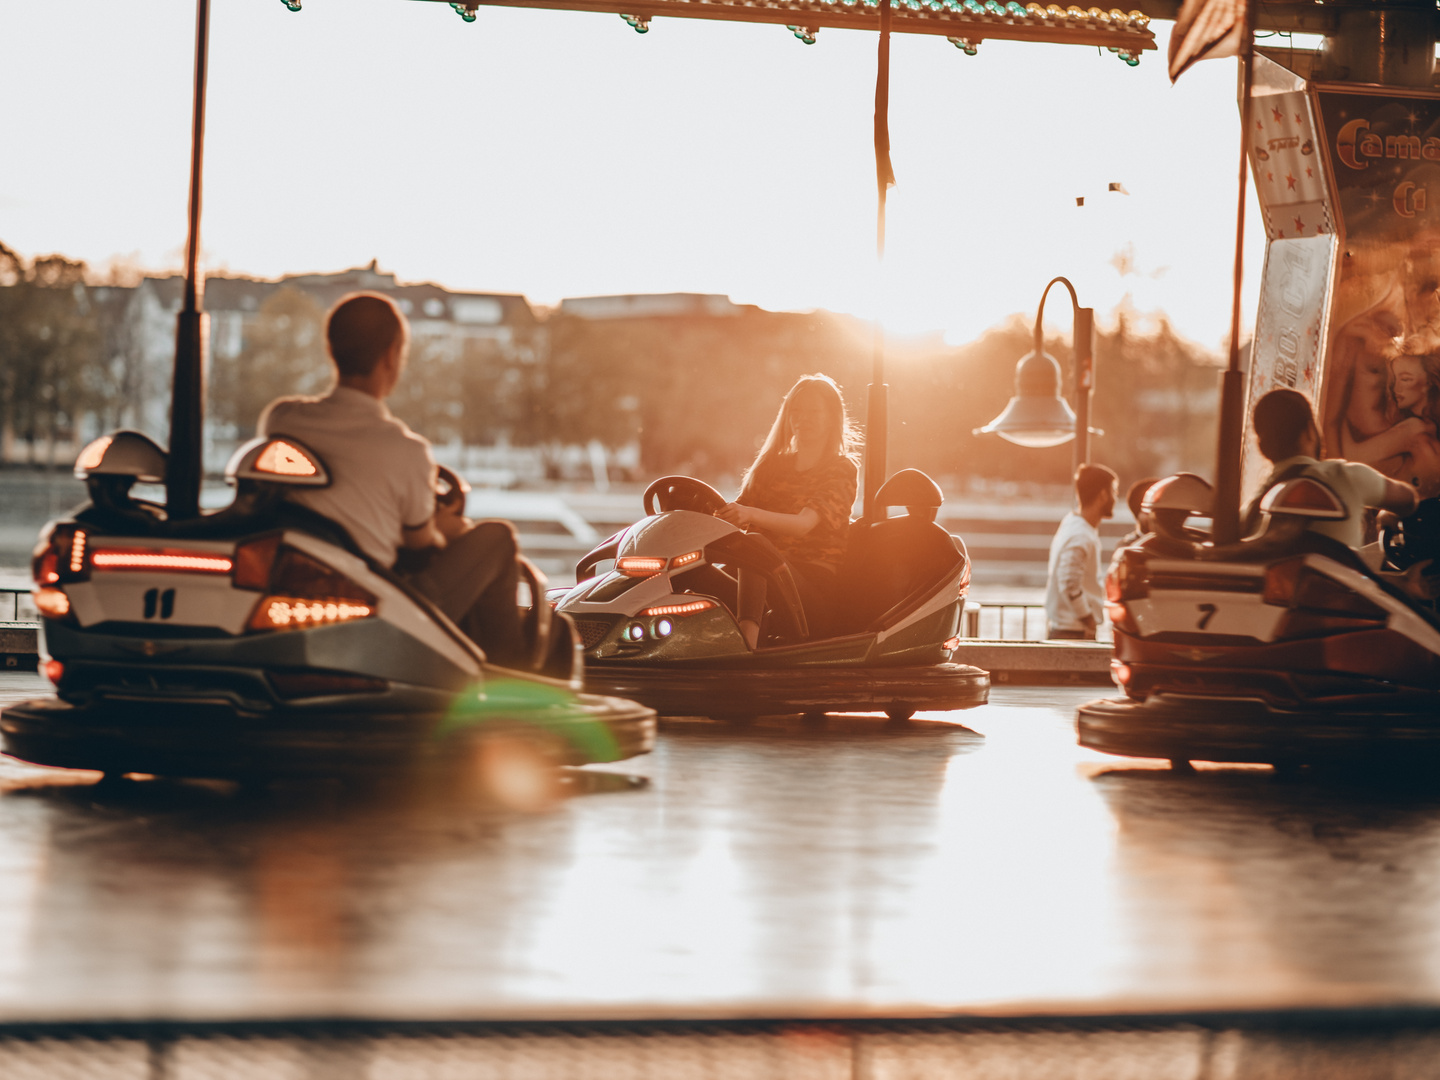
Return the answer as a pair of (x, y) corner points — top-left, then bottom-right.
(1077, 472), (1440, 767)
(552, 470), (989, 719)
(5, 431), (655, 781)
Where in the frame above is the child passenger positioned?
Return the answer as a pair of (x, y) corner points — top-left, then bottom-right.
(715, 374), (860, 650)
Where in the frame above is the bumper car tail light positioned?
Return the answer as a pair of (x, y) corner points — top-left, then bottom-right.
(74, 436), (112, 474)
(245, 547), (378, 632)
(1293, 571), (1388, 620)
(33, 588), (70, 619)
(68, 530), (87, 573)
(233, 536), (281, 590)
(617, 556), (666, 577)
(255, 440), (319, 478)
(270, 547), (375, 603)
(42, 660), (63, 685)
(640, 599), (716, 617)
(1261, 477), (1346, 519)
(248, 597), (374, 632)
(1263, 558), (1304, 606)
(1106, 600), (1139, 635)
(34, 550), (59, 587)
(1106, 548), (1148, 601)
(34, 524), (90, 584)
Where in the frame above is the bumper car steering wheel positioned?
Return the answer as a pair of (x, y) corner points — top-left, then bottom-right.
(436, 464), (470, 514)
(643, 476), (726, 516)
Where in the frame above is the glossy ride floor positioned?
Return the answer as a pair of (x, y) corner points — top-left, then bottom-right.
(0, 675), (1438, 1023)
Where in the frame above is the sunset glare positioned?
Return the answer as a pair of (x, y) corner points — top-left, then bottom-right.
(3, 0), (1266, 349)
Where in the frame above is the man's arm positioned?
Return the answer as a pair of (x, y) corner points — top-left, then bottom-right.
(402, 519), (447, 551)
(1055, 535), (1095, 628)
(1378, 478), (1419, 516)
(400, 496), (474, 551)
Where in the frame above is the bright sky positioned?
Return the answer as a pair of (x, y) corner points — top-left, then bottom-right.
(2, 0), (1268, 349)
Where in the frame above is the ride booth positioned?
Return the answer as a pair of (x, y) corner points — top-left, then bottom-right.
(1075, 42), (1440, 768)
(1243, 51), (1440, 510)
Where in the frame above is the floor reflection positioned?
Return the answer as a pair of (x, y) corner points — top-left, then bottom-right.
(1092, 764), (1440, 1006)
(2, 681), (1440, 1020)
(0, 715), (987, 1017)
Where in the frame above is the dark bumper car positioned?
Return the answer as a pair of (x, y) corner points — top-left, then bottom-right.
(1077, 473), (1440, 767)
(553, 471), (989, 720)
(7, 432), (655, 780)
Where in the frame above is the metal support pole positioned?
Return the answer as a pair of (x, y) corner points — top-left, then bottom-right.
(166, 0), (212, 521)
(1072, 305), (1094, 472)
(1211, 24), (1258, 545)
(863, 0), (895, 522)
(864, 378), (888, 520)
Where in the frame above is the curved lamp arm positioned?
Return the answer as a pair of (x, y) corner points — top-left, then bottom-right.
(1033, 276), (1081, 354)
(1033, 275), (1095, 469)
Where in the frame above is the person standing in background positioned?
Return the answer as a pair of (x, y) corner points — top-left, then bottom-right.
(1044, 464), (1117, 640)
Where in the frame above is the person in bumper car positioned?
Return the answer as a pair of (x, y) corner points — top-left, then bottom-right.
(259, 292), (528, 666)
(1245, 388), (1417, 548)
(715, 374), (860, 650)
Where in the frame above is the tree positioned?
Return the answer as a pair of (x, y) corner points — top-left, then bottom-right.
(0, 243), (102, 464)
(539, 307), (871, 482)
(210, 287), (329, 438)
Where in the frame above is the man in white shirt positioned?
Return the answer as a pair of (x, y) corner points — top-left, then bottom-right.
(1045, 463), (1117, 640)
(1245, 388), (1416, 548)
(260, 293), (525, 665)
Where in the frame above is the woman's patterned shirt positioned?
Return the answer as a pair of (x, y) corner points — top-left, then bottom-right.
(738, 453), (858, 573)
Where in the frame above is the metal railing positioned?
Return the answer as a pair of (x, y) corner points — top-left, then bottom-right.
(0, 1011), (1427, 1080)
(962, 601), (1048, 641)
(1, 588), (34, 624)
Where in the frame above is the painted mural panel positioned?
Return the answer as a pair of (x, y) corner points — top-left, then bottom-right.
(1314, 85), (1440, 497)
(1250, 89), (1333, 241)
(1241, 233), (1335, 502)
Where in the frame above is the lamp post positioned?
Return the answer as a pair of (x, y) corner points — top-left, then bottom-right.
(976, 276), (1095, 473)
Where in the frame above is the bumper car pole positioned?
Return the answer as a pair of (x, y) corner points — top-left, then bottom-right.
(166, 0), (213, 522)
(864, 0), (895, 522)
(1208, 3), (1259, 546)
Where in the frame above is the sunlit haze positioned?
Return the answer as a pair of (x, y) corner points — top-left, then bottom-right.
(3, 0), (1265, 349)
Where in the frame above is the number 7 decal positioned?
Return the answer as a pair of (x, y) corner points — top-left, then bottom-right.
(1197, 603), (1217, 630)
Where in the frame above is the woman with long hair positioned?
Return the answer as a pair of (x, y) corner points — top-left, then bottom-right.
(716, 374), (860, 649)
(1344, 351), (1440, 496)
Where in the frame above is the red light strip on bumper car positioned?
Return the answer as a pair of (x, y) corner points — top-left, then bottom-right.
(251, 597), (374, 630)
(640, 599), (715, 617)
(617, 556), (667, 577)
(91, 549), (234, 574)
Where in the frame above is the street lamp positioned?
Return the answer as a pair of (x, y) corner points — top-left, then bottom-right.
(975, 276), (1096, 471)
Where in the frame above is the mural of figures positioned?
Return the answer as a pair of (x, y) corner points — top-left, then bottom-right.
(1323, 257), (1440, 494)
(1315, 85), (1440, 495)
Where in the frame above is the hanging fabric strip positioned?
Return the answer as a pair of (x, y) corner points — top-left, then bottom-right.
(874, 0), (896, 258)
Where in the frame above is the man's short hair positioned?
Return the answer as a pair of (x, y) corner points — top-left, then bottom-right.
(1075, 463), (1118, 506)
(1252, 388), (1315, 461)
(326, 293), (407, 378)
